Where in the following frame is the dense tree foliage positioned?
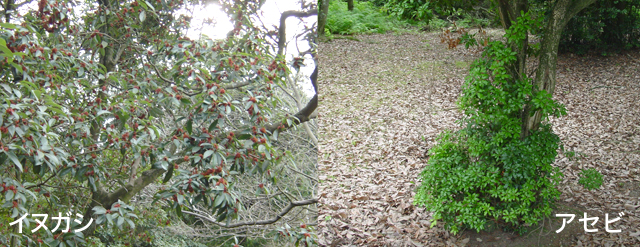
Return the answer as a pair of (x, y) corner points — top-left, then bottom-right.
(377, 0), (640, 52)
(559, 0), (640, 52)
(0, 0), (318, 246)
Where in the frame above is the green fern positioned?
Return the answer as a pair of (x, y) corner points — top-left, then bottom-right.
(327, 1), (406, 35)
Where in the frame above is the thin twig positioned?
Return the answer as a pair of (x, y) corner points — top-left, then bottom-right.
(182, 198), (317, 228)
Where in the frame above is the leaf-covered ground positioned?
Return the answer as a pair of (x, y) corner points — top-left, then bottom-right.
(317, 31), (640, 246)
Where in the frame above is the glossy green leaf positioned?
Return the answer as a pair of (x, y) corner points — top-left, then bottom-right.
(5, 151), (22, 172)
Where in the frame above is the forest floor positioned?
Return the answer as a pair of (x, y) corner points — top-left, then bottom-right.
(316, 30), (640, 246)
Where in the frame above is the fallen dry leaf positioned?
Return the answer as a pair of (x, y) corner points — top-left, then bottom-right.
(317, 30), (640, 246)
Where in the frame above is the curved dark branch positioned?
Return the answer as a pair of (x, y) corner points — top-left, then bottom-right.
(277, 9), (318, 56)
(213, 64), (318, 140)
(265, 63), (317, 133)
(310, 65), (317, 94)
(266, 94), (317, 133)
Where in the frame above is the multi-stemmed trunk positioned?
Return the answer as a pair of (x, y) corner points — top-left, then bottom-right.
(496, 0), (597, 138)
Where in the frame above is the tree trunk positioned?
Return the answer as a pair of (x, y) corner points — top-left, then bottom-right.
(4, 0), (14, 22)
(496, 0), (528, 82)
(347, 0), (353, 11)
(81, 0), (169, 235)
(495, 0), (596, 138)
(318, 0), (329, 37)
(81, 168), (166, 235)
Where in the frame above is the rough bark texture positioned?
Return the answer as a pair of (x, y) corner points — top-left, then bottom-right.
(497, 0), (528, 82)
(318, 0), (329, 37)
(495, 0), (597, 138)
(522, 0), (597, 137)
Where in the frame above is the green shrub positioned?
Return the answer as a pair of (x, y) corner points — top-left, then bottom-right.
(381, 0), (498, 30)
(414, 13), (566, 235)
(578, 168), (604, 191)
(382, 0), (495, 22)
(326, 1), (404, 35)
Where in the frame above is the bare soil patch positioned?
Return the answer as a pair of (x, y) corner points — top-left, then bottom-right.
(317, 31), (640, 246)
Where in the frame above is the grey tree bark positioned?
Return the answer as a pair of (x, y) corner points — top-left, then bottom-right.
(318, 0), (329, 37)
(495, 0), (597, 138)
(523, 0), (597, 137)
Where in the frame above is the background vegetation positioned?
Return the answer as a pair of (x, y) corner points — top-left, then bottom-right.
(558, 0), (640, 53)
(325, 0), (406, 35)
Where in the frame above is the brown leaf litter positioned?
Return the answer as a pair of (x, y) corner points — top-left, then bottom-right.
(317, 31), (640, 246)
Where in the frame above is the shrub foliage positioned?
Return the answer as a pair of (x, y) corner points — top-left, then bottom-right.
(414, 13), (566, 235)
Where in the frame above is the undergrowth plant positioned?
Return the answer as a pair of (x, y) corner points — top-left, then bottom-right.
(414, 12), (566, 235)
(578, 168), (603, 191)
(326, 0), (404, 35)
(382, 0), (434, 22)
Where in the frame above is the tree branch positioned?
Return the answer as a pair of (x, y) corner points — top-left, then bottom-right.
(266, 94), (317, 133)
(109, 168), (166, 203)
(277, 9), (318, 56)
(224, 80), (251, 89)
(310, 65), (317, 94)
(289, 72), (318, 146)
(265, 64), (317, 133)
(25, 169), (59, 189)
(183, 198), (317, 228)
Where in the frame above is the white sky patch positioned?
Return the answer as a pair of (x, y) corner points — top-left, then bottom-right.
(187, 0), (316, 97)
(187, 4), (234, 40)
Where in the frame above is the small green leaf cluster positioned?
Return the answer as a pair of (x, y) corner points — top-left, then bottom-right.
(578, 168), (603, 191)
(276, 223), (315, 247)
(93, 203), (202, 246)
(414, 12), (565, 235)
(92, 200), (137, 230)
